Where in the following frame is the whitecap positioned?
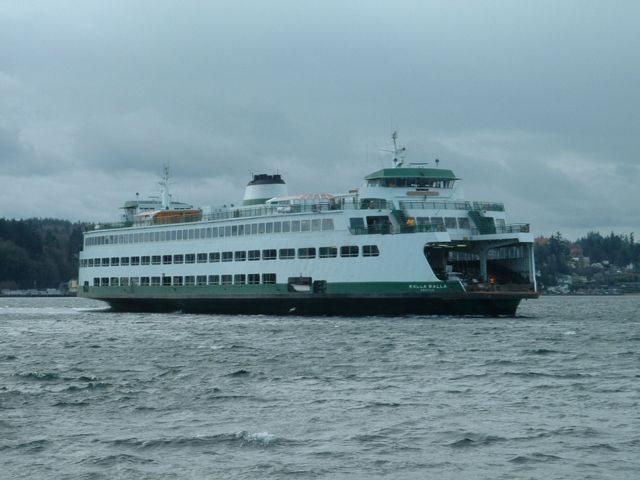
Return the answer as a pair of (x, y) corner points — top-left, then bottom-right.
(235, 430), (275, 445)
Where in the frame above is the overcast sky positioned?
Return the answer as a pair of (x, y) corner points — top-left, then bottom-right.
(1, 0), (638, 238)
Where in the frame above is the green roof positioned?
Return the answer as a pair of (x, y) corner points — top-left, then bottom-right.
(364, 167), (458, 181)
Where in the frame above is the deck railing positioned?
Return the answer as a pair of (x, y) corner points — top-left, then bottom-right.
(470, 223), (530, 235)
(472, 202), (505, 212)
(349, 224), (444, 235)
(92, 199), (508, 231)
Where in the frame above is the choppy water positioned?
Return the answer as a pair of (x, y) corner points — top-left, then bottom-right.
(1, 295), (639, 479)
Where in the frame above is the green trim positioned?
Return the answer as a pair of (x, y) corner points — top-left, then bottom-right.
(81, 281), (465, 298)
(242, 198), (270, 206)
(365, 168), (457, 181)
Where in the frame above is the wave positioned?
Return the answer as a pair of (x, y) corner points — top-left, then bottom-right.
(449, 372), (490, 380)
(109, 431), (290, 449)
(64, 381), (111, 392)
(447, 433), (507, 448)
(79, 453), (156, 467)
(518, 426), (600, 440)
(53, 400), (90, 407)
(482, 359), (517, 366)
(73, 306), (111, 313)
(15, 371), (60, 381)
(509, 453), (562, 463)
(503, 371), (593, 379)
(524, 348), (562, 355)
(0, 439), (49, 453)
(581, 443), (620, 452)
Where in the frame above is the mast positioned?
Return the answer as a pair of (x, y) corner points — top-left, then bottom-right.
(391, 131), (406, 168)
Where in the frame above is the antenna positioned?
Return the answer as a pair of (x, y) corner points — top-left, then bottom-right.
(391, 131), (406, 167)
(435, 158), (440, 167)
(381, 131), (407, 168)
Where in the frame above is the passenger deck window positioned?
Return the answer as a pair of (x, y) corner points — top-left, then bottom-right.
(319, 247), (337, 258)
(340, 246), (359, 257)
(363, 245), (380, 257)
(279, 248), (295, 259)
(262, 249), (277, 260)
(298, 247), (316, 259)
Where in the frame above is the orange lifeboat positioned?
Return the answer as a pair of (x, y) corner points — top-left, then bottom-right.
(152, 209), (202, 225)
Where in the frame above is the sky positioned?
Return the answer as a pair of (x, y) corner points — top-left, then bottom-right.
(1, 0), (638, 238)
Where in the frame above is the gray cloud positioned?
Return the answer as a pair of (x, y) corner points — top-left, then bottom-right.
(0, 0), (638, 237)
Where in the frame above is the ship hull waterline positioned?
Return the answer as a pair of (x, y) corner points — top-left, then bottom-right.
(83, 291), (538, 317)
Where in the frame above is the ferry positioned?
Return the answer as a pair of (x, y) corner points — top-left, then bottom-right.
(78, 134), (538, 315)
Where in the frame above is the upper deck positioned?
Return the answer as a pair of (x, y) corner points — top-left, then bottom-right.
(83, 135), (531, 244)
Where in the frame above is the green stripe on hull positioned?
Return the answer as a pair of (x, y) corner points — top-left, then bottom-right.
(81, 281), (465, 298)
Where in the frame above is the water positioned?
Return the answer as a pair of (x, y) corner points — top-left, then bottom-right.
(1, 296), (639, 479)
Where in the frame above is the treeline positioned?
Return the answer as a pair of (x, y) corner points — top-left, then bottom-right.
(0, 218), (86, 289)
(2, 217), (638, 291)
(535, 231), (640, 287)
